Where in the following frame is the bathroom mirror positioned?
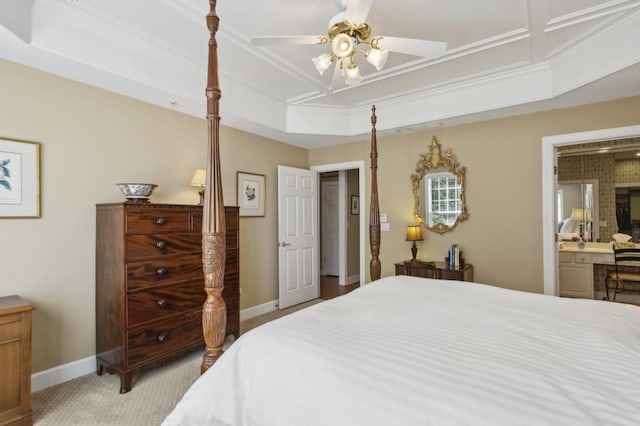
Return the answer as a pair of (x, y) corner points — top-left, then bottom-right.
(556, 180), (599, 242)
(411, 136), (468, 234)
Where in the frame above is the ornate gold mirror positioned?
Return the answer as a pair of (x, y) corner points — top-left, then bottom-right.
(411, 136), (468, 234)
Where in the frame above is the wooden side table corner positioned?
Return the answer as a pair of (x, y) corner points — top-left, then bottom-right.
(0, 295), (34, 426)
(395, 259), (474, 282)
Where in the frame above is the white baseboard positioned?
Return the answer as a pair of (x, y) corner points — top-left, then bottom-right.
(32, 301), (280, 393)
(239, 299), (279, 321)
(32, 355), (96, 393)
(345, 274), (360, 285)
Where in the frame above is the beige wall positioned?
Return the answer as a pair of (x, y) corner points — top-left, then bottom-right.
(3, 55), (640, 374)
(0, 59), (306, 372)
(309, 96), (640, 292)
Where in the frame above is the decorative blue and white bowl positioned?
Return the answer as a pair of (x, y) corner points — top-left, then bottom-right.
(117, 183), (157, 203)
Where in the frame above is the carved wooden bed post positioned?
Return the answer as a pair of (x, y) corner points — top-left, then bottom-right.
(201, 0), (226, 374)
(369, 105), (381, 281)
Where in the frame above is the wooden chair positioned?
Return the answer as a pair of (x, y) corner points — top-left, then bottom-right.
(405, 260), (439, 279)
(605, 246), (640, 301)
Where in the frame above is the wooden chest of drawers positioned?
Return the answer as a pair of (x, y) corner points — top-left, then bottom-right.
(96, 203), (239, 393)
(0, 296), (34, 426)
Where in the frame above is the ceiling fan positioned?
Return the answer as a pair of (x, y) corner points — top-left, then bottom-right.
(250, 0), (447, 87)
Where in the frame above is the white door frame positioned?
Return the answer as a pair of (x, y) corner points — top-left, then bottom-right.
(338, 170), (347, 284)
(542, 125), (640, 296)
(312, 161), (366, 287)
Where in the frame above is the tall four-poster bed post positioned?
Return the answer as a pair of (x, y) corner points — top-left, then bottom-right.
(201, 0), (227, 373)
(369, 105), (381, 281)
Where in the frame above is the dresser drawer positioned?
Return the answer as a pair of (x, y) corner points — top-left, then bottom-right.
(126, 210), (191, 233)
(126, 233), (200, 259)
(225, 248), (239, 274)
(575, 253), (591, 263)
(194, 209), (239, 233)
(126, 255), (203, 291)
(126, 310), (202, 367)
(558, 252), (573, 263)
(222, 282), (239, 301)
(127, 282), (206, 327)
(0, 314), (21, 343)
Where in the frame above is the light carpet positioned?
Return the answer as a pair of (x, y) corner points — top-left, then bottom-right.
(32, 298), (323, 425)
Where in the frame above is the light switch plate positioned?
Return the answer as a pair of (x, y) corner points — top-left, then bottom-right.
(381, 222), (390, 232)
(380, 213), (388, 223)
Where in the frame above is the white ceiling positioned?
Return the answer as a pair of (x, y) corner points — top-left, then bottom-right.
(1, 0), (640, 148)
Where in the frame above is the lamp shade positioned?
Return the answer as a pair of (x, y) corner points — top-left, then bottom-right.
(570, 207), (593, 222)
(366, 47), (388, 71)
(344, 63), (363, 86)
(312, 53), (334, 75)
(331, 33), (354, 58)
(405, 225), (423, 242)
(190, 169), (206, 187)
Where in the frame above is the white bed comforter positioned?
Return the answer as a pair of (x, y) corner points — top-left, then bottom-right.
(163, 276), (640, 426)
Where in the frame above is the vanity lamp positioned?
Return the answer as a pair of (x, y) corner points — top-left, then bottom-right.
(190, 169), (206, 205)
(570, 207), (593, 241)
(405, 225), (424, 261)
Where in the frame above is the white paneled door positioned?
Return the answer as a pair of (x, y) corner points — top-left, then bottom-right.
(277, 165), (319, 309)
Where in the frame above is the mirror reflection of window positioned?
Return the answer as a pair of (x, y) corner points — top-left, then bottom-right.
(556, 189), (564, 226)
(411, 136), (468, 234)
(425, 172), (461, 226)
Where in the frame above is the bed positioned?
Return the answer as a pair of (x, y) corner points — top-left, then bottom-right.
(558, 219), (580, 242)
(175, 2), (640, 424)
(164, 275), (640, 425)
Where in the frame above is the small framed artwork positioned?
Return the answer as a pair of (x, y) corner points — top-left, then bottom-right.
(237, 171), (265, 217)
(351, 195), (359, 215)
(0, 137), (41, 218)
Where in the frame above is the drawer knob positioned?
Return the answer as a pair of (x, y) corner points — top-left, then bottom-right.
(155, 267), (167, 276)
(157, 334), (167, 343)
(155, 217), (167, 225)
(156, 240), (167, 249)
(157, 299), (168, 308)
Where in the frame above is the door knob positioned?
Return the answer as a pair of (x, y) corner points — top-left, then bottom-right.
(278, 241), (291, 247)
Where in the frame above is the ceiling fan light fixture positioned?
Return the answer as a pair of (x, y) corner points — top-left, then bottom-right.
(331, 33), (354, 58)
(312, 53), (335, 75)
(344, 63), (363, 86)
(366, 46), (388, 71)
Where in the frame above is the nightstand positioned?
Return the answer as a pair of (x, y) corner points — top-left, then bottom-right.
(0, 295), (34, 426)
(395, 260), (474, 282)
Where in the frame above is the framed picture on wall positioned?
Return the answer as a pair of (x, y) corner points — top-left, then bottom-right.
(0, 137), (41, 218)
(351, 195), (359, 215)
(237, 171), (265, 217)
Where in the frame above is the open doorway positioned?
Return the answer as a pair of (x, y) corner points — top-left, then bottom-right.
(312, 161), (366, 291)
(542, 125), (640, 296)
(320, 170), (360, 284)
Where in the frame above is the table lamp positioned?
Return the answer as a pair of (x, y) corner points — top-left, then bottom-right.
(570, 207), (593, 241)
(405, 225), (423, 261)
(190, 169), (206, 205)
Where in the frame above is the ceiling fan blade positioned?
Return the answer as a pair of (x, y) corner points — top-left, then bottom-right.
(376, 37), (447, 59)
(345, 0), (374, 24)
(251, 35), (326, 46)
